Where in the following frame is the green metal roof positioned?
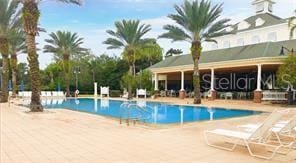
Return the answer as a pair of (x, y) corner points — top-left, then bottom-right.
(150, 39), (296, 69)
(231, 13), (286, 33)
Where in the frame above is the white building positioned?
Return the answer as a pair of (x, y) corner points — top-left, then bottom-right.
(203, 0), (296, 51)
(149, 0), (296, 103)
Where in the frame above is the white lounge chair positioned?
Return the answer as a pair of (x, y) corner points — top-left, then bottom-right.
(46, 91), (52, 97)
(100, 86), (109, 98)
(41, 91), (47, 97)
(204, 110), (287, 160)
(136, 89), (146, 99)
(122, 92), (128, 99)
(57, 91), (65, 97)
(52, 91), (58, 97)
(239, 115), (296, 148)
(18, 91), (24, 97)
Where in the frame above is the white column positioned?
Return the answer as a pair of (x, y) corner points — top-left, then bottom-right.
(181, 71), (185, 91)
(154, 73), (158, 91)
(256, 64), (262, 91)
(165, 79), (168, 91)
(210, 68), (215, 91)
(94, 82), (98, 97)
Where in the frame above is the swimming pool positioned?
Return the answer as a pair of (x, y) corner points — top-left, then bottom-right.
(43, 98), (261, 124)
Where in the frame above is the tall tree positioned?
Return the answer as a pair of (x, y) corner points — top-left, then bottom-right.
(288, 17), (296, 40)
(21, 0), (82, 111)
(103, 20), (152, 99)
(165, 48), (183, 58)
(0, 0), (21, 102)
(159, 0), (231, 104)
(9, 29), (26, 97)
(44, 31), (86, 97)
(140, 39), (163, 66)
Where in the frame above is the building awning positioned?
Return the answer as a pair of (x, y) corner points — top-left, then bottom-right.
(149, 39), (296, 72)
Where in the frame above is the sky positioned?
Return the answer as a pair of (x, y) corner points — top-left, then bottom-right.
(17, 0), (296, 69)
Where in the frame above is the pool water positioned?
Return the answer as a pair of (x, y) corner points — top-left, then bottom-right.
(44, 98), (261, 124)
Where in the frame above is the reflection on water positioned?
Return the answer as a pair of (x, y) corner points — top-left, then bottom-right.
(44, 98), (261, 124)
(100, 99), (109, 109)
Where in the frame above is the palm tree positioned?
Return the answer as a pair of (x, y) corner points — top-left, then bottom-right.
(21, 0), (82, 112)
(159, 0), (231, 104)
(44, 31), (86, 97)
(165, 48), (183, 58)
(141, 40), (163, 66)
(103, 20), (152, 99)
(0, 0), (21, 103)
(288, 17), (296, 40)
(9, 29), (26, 97)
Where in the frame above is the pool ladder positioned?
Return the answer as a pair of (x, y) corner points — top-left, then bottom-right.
(119, 102), (151, 126)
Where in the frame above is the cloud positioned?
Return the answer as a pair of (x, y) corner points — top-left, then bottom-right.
(18, 0), (296, 69)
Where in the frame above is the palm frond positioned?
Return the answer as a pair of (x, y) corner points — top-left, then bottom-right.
(43, 30), (86, 60)
(55, 0), (82, 5)
(159, 25), (191, 42)
(161, 0), (231, 44)
(103, 19), (152, 49)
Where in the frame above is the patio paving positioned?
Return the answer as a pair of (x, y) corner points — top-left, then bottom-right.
(1, 101), (295, 163)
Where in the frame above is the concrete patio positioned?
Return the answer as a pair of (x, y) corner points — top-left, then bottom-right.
(1, 101), (295, 163)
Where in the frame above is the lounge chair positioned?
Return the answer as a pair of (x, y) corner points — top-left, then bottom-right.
(204, 110), (287, 160)
(160, 90), (166, 97)
(52, 91), (58, 97)
(57, 91), (65, 97)
(41, 91), (47, 97)
(100, 86), (109, 98)
(46, 91), (52, 97)
(239, 115), (296, 148)
(136, 89), (147, 99)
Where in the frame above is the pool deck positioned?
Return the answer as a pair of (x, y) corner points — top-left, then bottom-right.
(1, 99), (295, 162)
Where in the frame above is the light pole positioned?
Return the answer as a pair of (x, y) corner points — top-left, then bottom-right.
(73, 66), (80, 91)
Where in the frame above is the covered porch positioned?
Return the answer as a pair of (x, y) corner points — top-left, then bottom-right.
(150, 40), (296, 103)
(153, 63), (283, 103)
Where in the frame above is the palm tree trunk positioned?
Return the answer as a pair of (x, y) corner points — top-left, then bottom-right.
(127, 65), (133, 99)
(133, 62), (136, 76)
(290, 26), (296, 40)
(191, 41), (202, 104)
(0, 38), (9, 102)
(63, 55), (71, 97)
(26, 34), (43, 111)
(22, 0), (43, 111)
(11, 53), (18, 97)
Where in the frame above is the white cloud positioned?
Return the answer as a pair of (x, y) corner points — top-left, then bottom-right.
(18, 0), (296, 69)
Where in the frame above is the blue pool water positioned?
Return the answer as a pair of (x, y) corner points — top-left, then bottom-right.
(43, 98), (261, 124)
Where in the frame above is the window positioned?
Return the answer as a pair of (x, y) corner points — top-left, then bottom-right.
(238, 21), (250, 30)
(211, 43), (218, 50)
(252, 36), (260, 44)
(267, 32), (277, 42)
(223, 41), (230, 48)
(268, 3), (273, 12)
(237, 38), (244, 46)
(256, 3), (264, 13)
(255, 18), (265, 26)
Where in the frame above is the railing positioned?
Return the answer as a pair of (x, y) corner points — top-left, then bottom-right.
(262, 91), (287, 101)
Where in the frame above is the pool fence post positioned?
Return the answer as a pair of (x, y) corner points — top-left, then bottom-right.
(94, 82), (98, 98)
